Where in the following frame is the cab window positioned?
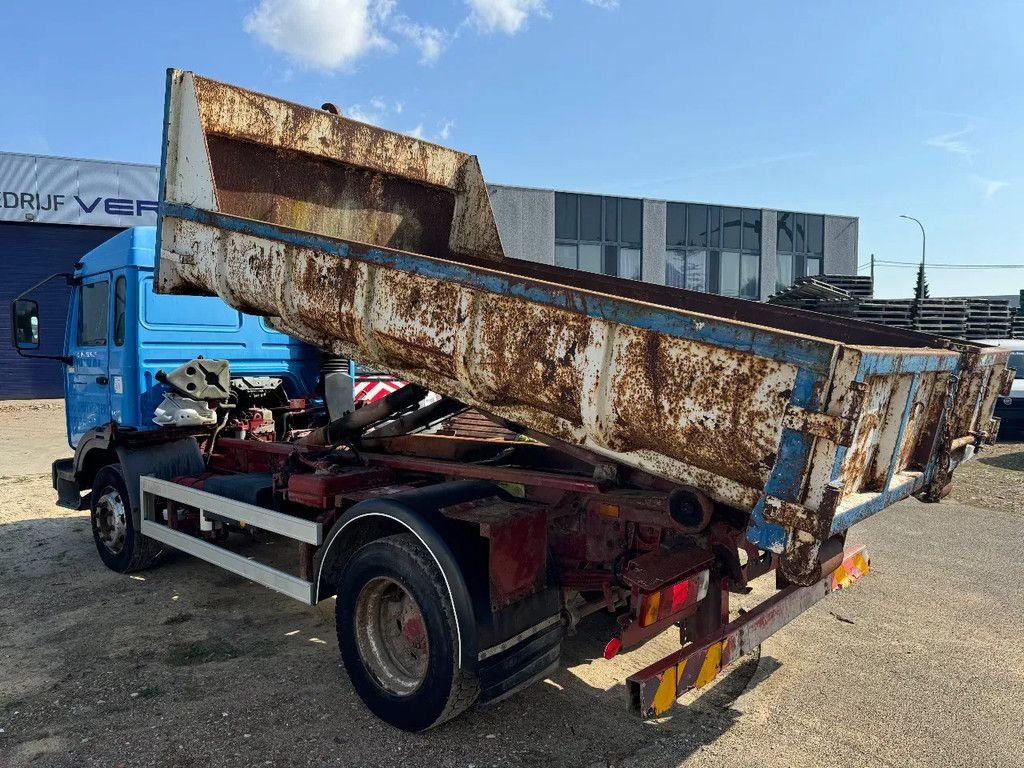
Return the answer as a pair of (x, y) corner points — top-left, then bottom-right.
(113, 277), (127, 347)
(77, 280), (109, 346)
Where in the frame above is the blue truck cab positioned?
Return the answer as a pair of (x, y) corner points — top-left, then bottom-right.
(61, 227), (318, 446)
(11, 226), (320, 509)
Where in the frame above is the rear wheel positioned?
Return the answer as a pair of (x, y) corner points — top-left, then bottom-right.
(336, 533), (479, 731)
(90, 464), (162, 573)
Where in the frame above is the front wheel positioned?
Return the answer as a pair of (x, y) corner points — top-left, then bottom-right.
(90, 464), (162, 573)
(336, 533), (479, 731)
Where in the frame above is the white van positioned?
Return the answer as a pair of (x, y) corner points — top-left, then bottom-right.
(976, 339), (1024, 434)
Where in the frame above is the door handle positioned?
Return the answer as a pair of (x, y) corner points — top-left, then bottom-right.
(95, 376), (109, 385)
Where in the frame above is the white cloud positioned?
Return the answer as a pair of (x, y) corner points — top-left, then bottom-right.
(392, 15), (448, 64)
(344, 101), (452, 143)
(972, 174), (1010, 198)
(244, 0), (395, 70)
(246, 0), (559, 67)
(925, 127), (976, 158)
(584, 0), (619, 8)
(346, 96), (392, 124)
(465, 0), (546, 34)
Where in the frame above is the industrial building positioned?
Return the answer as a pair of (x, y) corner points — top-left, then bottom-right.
(1, 151), (860, 399)
(488, 184), (859, 301)
(0, 152), (159, 399)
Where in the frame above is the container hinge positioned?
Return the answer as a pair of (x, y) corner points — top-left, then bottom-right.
(781, 405), (857, 447)
(761, 495), (835, 538)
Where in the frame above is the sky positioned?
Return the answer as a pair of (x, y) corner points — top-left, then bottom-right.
(2, 0), (1022, 298)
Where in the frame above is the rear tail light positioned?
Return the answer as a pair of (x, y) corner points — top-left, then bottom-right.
(641, 591), (661, 626)
(603, 637), (622, 660)
(670, 579), (691, 611)
(635, 569), (710, 628)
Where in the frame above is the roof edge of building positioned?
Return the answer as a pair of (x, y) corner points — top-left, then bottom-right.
(0, 150), (158, 170)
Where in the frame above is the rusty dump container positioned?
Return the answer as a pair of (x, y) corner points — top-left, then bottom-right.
(156, 70), (1011, 580)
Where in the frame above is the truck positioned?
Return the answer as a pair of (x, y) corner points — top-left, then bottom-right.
(10, 70), (1013, 732)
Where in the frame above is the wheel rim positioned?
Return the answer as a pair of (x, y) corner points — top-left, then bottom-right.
(94, 488), (128, 555)
(354, 576), (429, 695)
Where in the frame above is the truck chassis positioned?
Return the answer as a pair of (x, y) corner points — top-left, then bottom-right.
(66, 384), (872, 731)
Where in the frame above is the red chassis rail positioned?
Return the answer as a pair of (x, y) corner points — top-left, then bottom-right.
(627, 545), (871, 718)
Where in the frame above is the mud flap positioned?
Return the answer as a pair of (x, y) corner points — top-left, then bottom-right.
(52, 458), (85, 510)
(116, 438), (205, 522)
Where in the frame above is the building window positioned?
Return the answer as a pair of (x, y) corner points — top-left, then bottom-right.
(776, 212), (824, 292)
(555, 193), (643, 279)
(666, 203), (761, 299)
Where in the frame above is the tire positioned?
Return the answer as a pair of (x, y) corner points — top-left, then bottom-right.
(90, 464), (163, 573)
(336, 533), (479, 731)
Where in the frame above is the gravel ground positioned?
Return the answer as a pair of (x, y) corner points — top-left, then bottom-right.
(1, 401), (1022, 767)
(0, 400), (67, 477)
(948, 439), (1024, 516)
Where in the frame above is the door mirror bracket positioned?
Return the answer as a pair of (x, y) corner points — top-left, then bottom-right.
(10, 272), (74, 364)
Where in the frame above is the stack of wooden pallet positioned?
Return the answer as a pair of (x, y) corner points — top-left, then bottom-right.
(911, 299), (968, 337)
(1011, 313), (1024, 339)
(814, 274), (874, 300)
(855, 299), (916, 329)
(963, 299), (1012, 340)
(767, 277), (860, 316)
(769, 275), (1019, 341)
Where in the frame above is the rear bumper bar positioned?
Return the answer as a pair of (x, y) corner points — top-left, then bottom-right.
(627, 545), (870, 718)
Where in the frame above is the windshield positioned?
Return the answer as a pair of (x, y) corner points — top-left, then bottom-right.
(1009, 351), (1024, 379)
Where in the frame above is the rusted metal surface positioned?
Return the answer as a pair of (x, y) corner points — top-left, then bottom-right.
(601, 326), (797, 495)
(159, 211), (809, 511)
(618, 548), (713, 593)
(628, 545), (871, 718)
(161, 70), (502, 276)
(158, 70), (1012, 582)
(361, 453), (603, 494)
(443, 498), (548, 611)
(286, 467), (395, 509)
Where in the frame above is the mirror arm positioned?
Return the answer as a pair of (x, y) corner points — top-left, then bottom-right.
(13, 272), (74, 302)
(11, 272), (75, 363)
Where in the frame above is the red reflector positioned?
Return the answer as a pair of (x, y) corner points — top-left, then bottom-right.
(670, 580), (691, 612)
(603, 638), (621, 660)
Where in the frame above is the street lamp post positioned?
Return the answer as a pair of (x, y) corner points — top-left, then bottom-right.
(900, 214), (927, 301)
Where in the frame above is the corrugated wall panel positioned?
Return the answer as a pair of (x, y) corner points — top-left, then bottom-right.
(0, 222), (121, 399)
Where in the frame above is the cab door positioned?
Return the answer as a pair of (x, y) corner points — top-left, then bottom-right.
(66, 273), (112, 446)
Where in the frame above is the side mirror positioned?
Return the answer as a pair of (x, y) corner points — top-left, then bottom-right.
(12, 299), (40, 350)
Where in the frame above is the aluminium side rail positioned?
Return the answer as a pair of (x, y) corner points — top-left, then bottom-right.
(155, 70), (1012, 583)
(140, 476), (321, 604)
